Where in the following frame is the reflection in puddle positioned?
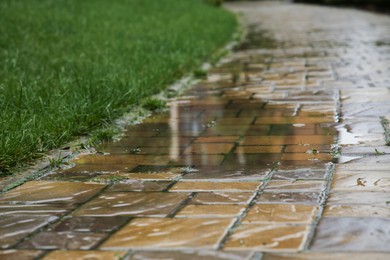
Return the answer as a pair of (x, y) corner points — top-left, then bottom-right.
(336, 125), (362, 146)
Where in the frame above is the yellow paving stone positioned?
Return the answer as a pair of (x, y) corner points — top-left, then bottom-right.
(101, 218), (233, 250)
(264, 181), (324, 192)
(327, 191), (390, 206)
(73, 192), (188, 217)
(184, 143), (234, 155)
(73, 154), (170, 165)
(0, 250), (43, 260)
(128, 251), (253, 260)
(224, 224), (309, 251)
(0, 215), (57, 249)
(331, 171), (390, 191)
(43, 250), (127, 260)
(243, 204), (318, 224)
(284, 145), (331, 153)
(242, 136), (334, 146)
(235, 146), (283, 154)
(281, 153), (332, 161)
(192, 192), (253, 204)
(170, 182), (261, 192)
(253, 117), (334, 125)
(323, 205), (390, 218)
(124, 172), (180, 180)
(311, 218), (390, 251)
(0, 181), (105, 205)
(194, 136), (240, 143)
(175, 204), (245, 218)
(262, 253), (390, 260)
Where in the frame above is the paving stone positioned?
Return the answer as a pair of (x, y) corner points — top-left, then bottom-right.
(331, 171), (390, 191)
(256, 192), (320, 205)
(272, 169), (326, 180)
(73, 192), (188, 217)
(129, 250), (253, 260)
(97, 172), (180, 181)
(243, 204), (318, 224)
(41, 171), (98, 181)
(43, 250), (127, 260)
(111, 137), (193, 147)
(235, 146), (283, 154)
(253, 117), (334, 125)
(264, 181), (324, 192)
(0, 250), (43, 260)
(327, 191), (389, 205)
(171, 155), (225, 166)
(323, 205), (390, 218)
(170, 182), (261, 192)
(224, 224), (309, 251)
(108, 181), (171, 192)
(175, 205), (245, 218)
(191, 192), (253, 204)
(182, 165), (269, 180)
(242, 136), (334, 146)
(262, 253), (390, 260)
(51, 216), (129, 232)
(223, 153), (281, 166)
(0, 215), (57, 249)
(0, 203), (73, 216)
(0, 181), (105, 205)
(18, 231), (106, 250)
(194, 136), (240, 143)
(130, 165), (189, 174)
(311, 217), (390, 251)
(281, 153), (332, 161)
(101, 218), (233, 250)
(184, 143), (235, 155)
(284, 144), (331, 154)
(73, 154), (170, 165)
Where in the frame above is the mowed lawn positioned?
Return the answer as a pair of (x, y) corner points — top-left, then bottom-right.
(0, 0), (237, 174)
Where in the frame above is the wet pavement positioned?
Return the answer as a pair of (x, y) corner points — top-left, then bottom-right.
(1, 1), (390, 259)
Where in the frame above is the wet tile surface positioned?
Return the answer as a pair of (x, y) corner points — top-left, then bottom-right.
(323, 205), (390, 218)
(101, 218), (233, 250)
(224, 224), (309, 251)
(0, 250), (43, 260)
(43, 250), (127, 260)
(2, 0), (390, 255)
(129, 250), (253, 260)
(51, 216), (129, 233)
(18, 231), (106, 250)
(311, 218), (390, 251)
(256, 192), (320, 205)
(191, 192), (253, 204)
(0, 203), (73, 216)
(170, 182), (261, 192)
(0, 215), (57, 249)
(327, 191), (389, 205)
(0, 181), (105, 205)
(262, 253), (390, 260)
(73, 192), (188, 217)
(243, 204), (318, 224)
(176, 205), (245, 218)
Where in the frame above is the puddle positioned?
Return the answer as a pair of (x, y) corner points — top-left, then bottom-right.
(336, 125), (362, 146)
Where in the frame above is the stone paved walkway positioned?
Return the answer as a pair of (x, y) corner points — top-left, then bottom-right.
(1, 1), (390, 259)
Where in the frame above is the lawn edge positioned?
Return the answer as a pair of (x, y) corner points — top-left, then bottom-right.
(0, 10), (246, 193)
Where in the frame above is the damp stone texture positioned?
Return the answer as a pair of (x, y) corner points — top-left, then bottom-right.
(0, 1), (390, 259)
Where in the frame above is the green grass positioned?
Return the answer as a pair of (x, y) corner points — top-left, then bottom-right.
(0, 0), (237, 175)
(380, 117), (390, 146)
